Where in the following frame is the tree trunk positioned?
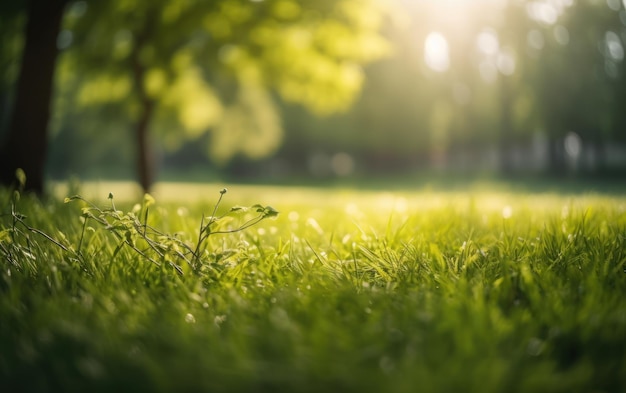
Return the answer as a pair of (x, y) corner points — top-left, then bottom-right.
(591, 136), (606, 174)
(0, 0), (67, 193)
(130, 13), (156, 194)
(135, 98), (155, 193)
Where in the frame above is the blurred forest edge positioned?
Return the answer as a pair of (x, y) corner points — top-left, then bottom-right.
(1, 0), (626, 193)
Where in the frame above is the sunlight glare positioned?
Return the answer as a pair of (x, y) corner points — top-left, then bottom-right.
(424, 32), (450, 72)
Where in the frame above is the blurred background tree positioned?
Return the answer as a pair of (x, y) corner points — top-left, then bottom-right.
(1, 0), (625, 192)
(1, 0), (390, 192)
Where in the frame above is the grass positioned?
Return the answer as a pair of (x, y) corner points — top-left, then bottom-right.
(1, 181), (626, 392)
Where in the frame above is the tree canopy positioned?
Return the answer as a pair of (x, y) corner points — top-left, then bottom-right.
(52, 0), (391, 190)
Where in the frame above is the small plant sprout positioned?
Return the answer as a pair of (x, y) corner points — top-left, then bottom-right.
(191, 189), (278, 269)
(60, 189), (278, 275)
(108, 192), (116, 211)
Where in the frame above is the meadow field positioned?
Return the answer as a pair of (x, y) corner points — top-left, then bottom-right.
(1, 181), (625, 392)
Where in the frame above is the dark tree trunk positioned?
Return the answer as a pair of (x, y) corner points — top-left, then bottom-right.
(591, 136), (606, 174)
(0, 0), (67, 193)
(135, 98), (155, 193)
(130, 13), (156, 194)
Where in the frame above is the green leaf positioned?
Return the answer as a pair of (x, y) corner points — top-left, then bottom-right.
(263, 206), (279, 218)
(63, 195), (82, 204)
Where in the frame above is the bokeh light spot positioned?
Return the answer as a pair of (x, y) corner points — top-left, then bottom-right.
(605, 59), (619, 78)
(527, 29), (545, 50)
(605, 31), (624, 61)
(497, 47), (516, 75)
(424, 32), (450, 72)
(564, 131), (582, 159)
(331, 153), (355, 176)
(57, 30), (73, 50)
(607, 0), (621, 11)
(526, 1), (558, 25)
(553, 25), (570, 46)
(288, 211), (300, 222)
(477, 29), (499, 55)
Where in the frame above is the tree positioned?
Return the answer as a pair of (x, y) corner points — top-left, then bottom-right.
(0, 0), (68, 193)
(531, 0), (623, 173)
(50, 0), (391, 192)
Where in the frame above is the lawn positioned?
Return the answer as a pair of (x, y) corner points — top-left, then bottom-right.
(1, 181), (625, 392)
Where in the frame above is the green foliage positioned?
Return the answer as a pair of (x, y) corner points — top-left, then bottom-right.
(1, 183), (625, 392)
(51, 0), (390, 166)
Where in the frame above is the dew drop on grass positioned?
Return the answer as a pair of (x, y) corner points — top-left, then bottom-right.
(185, 313), (196, 324)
